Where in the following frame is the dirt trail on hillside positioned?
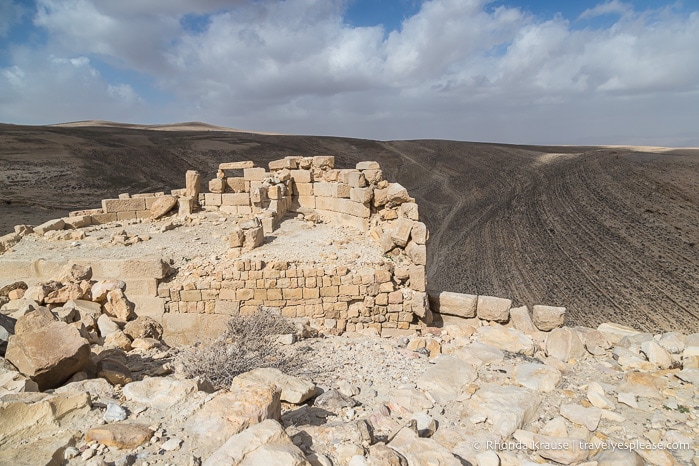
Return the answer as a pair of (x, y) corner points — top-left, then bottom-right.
(1, 124), (697, 332)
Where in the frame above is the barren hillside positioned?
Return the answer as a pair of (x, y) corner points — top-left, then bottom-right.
(1, 123), (698, 331)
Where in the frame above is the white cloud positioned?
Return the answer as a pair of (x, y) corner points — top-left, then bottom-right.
(2, 0), (698, 144)
(0, 50), (147, 124)
(0, 0), (26, 37)
(579, 0), (632, 19)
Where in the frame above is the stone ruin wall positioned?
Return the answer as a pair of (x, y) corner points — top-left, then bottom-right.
(1, 156), (434, 344)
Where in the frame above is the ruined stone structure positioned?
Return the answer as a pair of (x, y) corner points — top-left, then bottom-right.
(0, 156), (432, 344)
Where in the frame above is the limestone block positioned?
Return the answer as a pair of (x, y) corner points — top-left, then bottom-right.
(91, 213), (117, 224)
(222, 193), (251, 206)
(122, 258), (172, 279)
(185, 170), (201, 198)
(62, 215), (92, 229)
(290, 169), (312, 183)
(532, 305), (566, 331)
(250, 187), (267, 203)
(244, 167), (266, 181)
(386, 183), (410, 204)
(268, 185), (282, 200)
(429, 291), (477, 318)
(409, 265), (426, 292)
(116, 211), (138, 221)
(316, 197), (370, 218)
(391, 218), (414, 248)
(220, 161), (254, 170)
(244, 226), (264, 250)
(162, 313), (230, 346)
(215, 300), (240, 315)
(334, 183), (351, 198)
(546, 328), (586, 361)
(373, 187), (388, 208)
(223, 177), (244, 193)
(295, 182), (313, 196)
(204, 193), (222, 206)
(313, 182), (332, 197)
(347, 171), (367, 188)
(363, 169), (383, 184)
(411, 222), (428, 245)
(477, 296), (512, 323)
(350, 187), (373, 204)
(150, 195), (177, 219)
(405, 241), (426, 265)
(209, 178), (226, 193)
(312, 155), (335, 169)
(5, 321), (90, 390)
(356, 161), (380, 170)
(269, 159), (296, 170)
(86, 423), (153, 449)
(102, 198), (146, 213)
(400, 202), (419, 220)
(229, 227), (244, 248)
(33, 218), (66, 235)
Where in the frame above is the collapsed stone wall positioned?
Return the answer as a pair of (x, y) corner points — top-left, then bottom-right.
(1, 156), (433, 342)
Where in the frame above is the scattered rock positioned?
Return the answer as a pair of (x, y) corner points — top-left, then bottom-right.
(203, 419), (308, 466)
(228, 367), (316, 404)
(86, 423), (153, 449)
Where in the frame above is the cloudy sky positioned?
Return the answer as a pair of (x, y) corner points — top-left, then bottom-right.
(1, 0), (698, 145)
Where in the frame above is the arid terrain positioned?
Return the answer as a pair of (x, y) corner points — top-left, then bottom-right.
(1, 122), (698, 332)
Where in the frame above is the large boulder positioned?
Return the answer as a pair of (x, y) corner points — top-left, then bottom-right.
(5, 321), (90, 390)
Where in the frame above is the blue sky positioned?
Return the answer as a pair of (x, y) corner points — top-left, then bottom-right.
(1, 0), (698, 145)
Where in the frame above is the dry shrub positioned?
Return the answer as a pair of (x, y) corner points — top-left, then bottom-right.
(177, 309), (297, 389)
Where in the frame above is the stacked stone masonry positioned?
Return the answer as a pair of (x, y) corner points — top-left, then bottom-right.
(2, 156), (432, 340)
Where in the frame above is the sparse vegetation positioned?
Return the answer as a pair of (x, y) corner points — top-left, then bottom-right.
(177, 309), (298, 389)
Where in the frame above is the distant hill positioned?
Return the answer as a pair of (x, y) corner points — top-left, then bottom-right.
(1, 121), (697, 331)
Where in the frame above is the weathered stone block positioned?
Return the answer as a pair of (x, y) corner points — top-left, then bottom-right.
(224, 177), (245, 193)
(244, 167), (266, 181)
(391, 218), (414, 248)
(185, 170), (201, 198)
(533, 305), (566, 331)
(34, 218), (66, 235)
(295, 182), (313, 196)
(220, 161), (254, 170)
(290, 169), (312, 183)
(409, 265), (426, 292)
(400, 202), (419, 220)
(363, 169), (383, 184)
(269, 159), (296, 170)
(356, 161), (380, 170)
(209, 179), (226, 193)
(405, 241), (426, 265)
(267, 185), (282, 200)
(222, 193), (251, 206)
(477, 295), (512, 322)
(350, 187), (373, 204)
(348, 171), (368, 188)
(204, 193), (222, 206)
(296, 196), (316, 209)
(102, 198), (146, 213)
(429, 291), (477, 318)
(411, 222), (428, 245)
(312, 156), (334, 169)
(386, 183), (410, 204)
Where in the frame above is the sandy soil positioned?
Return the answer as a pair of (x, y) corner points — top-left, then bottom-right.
(1, 122), (697, 332)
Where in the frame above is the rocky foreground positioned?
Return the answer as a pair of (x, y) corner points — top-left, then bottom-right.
(0, 266), (698, 465)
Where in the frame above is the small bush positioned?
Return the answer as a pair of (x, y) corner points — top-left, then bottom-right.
(177, 310), (297, 390)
